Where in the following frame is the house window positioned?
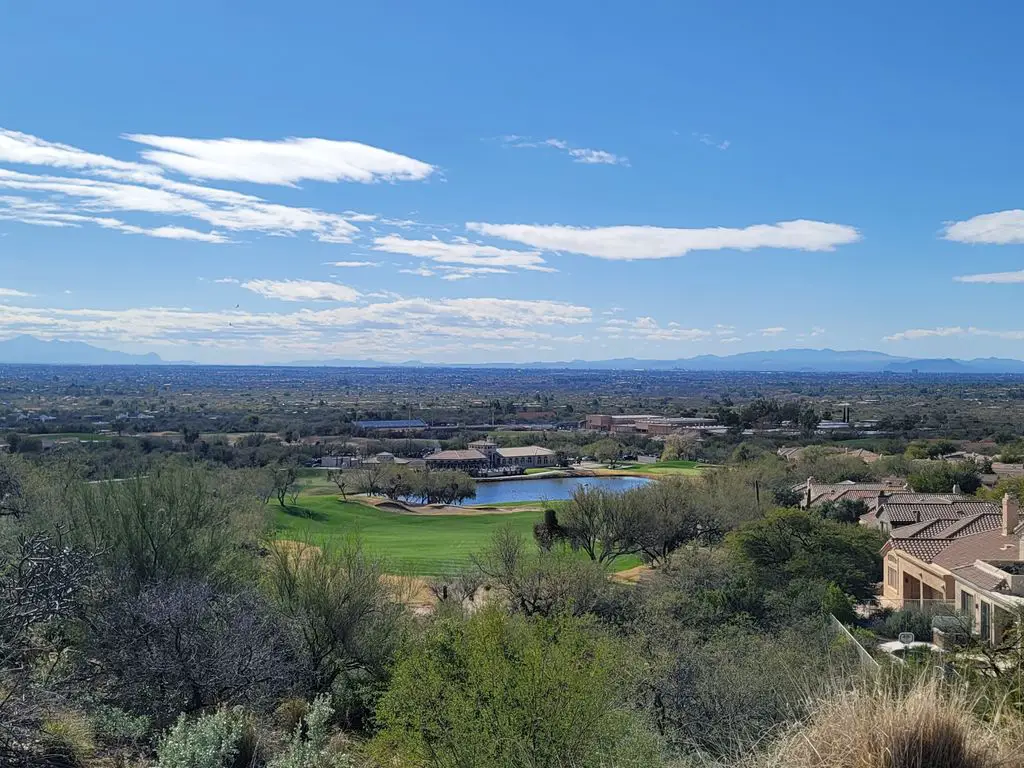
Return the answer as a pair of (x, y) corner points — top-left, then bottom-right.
(960, 591), (975, 631)
(887, 567), (898, 588)
(980, 601), (991, 643)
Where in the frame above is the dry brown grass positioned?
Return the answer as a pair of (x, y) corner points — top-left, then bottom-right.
(757, 678), (1024, 768)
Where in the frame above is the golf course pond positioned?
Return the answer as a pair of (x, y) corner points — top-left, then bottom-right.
(463, 474), (652, 505)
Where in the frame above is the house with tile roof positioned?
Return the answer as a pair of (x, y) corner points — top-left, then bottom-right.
(794, 478), (908, 509)
(880, 493), (1024, 644)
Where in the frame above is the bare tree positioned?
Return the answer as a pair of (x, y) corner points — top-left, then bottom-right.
(473, 527), (609, 617)
(272, 463), (299, 508)
(0, 528), (93, 763)
(328, 469), (348, 500)
(559, 486), (641, 565)
(353, 462), (387, 496)
(84, 580), (299, 726)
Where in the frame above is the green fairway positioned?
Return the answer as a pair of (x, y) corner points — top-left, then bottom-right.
(274, 496), (541, 575)
(618, 460), (705, 475)
(273, 495), (640, 576)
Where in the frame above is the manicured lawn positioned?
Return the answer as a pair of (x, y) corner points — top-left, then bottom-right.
(273, 495), (640, 576)
(274, 496), (540, 575)
(17, 432), (114, 441)
(617, 460), (705, 476)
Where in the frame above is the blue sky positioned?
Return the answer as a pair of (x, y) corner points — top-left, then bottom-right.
(1, 1), (1023, 363)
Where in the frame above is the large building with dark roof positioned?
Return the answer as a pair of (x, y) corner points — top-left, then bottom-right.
(425, 439), (556, 474)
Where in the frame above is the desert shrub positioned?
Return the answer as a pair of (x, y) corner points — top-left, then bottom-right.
(156, 708), (258, 768)
(273, 698), (310, 734)
(757, 678), (1024, 768)
(266, 540), (409, 730)
(61, 464), (268, 590)
(372, 607), (661, 768)
(473, 526), (612, 617)
(86, 580), (299, 726)
(269, 695), (352, 768)
(90, 705), (152, 750)
(821, 582), (857, 624)
(881, 608), (935, 642)
(40, 711), (95, 766)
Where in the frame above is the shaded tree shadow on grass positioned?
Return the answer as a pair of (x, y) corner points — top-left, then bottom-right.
(281, 504), (328, 522)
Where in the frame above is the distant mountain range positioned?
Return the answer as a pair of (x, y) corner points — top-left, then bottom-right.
(291, 348), (1024, 373)
(0, 336), (165, 365)
(6, 336), (1024, 373)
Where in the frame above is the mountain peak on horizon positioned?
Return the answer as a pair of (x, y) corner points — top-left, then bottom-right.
(4, 336), (1024, 373)
(0, 335), (164, 365)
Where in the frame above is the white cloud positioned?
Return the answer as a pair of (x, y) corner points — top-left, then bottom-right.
(882, 326), (1024, 342)
(498, 136), (629, 166)
(954, 269), (1024, 283)
(0, 288), (32, 297)
(467, 219), (861, 260)
(943, 210), (1024, 245)
(241, 279), (362, 303)
(326, 261), (377, 268)
(124, 134), (436, 185)
(601, 316), (711, 342)
(0, 296), (593, 361)
(0, 128), (146, 174)
(759, 327), (786, 336)
(720, 336), (742, 344)
(399, 267), (435, 278)
(810, 326), (826, 336)
(371, 234), (548, 271)
(0, 129), (393, 244)
(214, 277), (240, 284)
(694, 132), (730, 150)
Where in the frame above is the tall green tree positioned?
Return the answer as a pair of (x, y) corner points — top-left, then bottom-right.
(726, 508), (884, 602)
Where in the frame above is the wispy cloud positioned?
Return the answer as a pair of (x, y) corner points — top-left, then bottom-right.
(241, 279), (362, 303)
(601, 316), (711, 342)
(467, 220), (860, 261)
(0, 287), (33, 297)
(759, 326), (786, 337)
(371, 234), (550, 272)
(497, 135), (629, 166)
(884, 326), (1024, 342)
(943, 210), (1024, 245)
(694, 132), (730, 150)
(326, 261), (377, 268)
(0, 128), (427, 245)
(124, 133), (436, 185)
(954, 269), (1024, 283)
(0, 296), (593, 361)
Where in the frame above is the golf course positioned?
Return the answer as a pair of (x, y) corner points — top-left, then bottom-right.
(274, 495), (542, 576)
(273, 493), (648, 576)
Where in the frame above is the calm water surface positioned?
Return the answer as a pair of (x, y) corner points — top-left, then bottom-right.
(464, 475), (652, 505)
